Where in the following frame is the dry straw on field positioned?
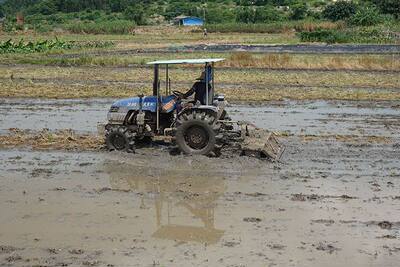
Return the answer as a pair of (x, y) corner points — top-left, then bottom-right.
(226, 52), (400, 70)
(2, 79), (400, 101)
(0, 128), (103, 150)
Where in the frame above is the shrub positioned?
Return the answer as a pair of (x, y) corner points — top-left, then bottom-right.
(207, 22), (292, 33)
(205, 7), (236, 24)
(299, 26), (394, 44)
(2, 20), (16, 32)
(349, 6), (383, 26)
(236, 6), (285, 23)
(371, 0), (400, 19)
(299, 29), (349, 44)
(294, 21), (342, 32)
(35, 24), (53, 33)
(349, 27), (392, 43)
(254, 6), (285, 22)
(67, 20), (135, 34)
(290, 3), (308, 20)
(322, 1), (357, 21)
(207, 21), (343, 34)
(0, 39), (114, 54)
(124, 5), (146, 25)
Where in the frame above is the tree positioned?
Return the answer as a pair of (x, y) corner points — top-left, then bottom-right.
(290, 3), (307, 20)
(26, 0), (58, 15)
(205, 7), (235, 24)
(124, 4), (145, 25)
(236, 6), (254, 23)
(370, 0), (400, 19)
(254, 5), (284, 22)
(322, 1), (357, 21)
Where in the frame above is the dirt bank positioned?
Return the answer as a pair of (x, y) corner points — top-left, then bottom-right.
(173, 44), (400, 54)
(46, 44), (400, 58)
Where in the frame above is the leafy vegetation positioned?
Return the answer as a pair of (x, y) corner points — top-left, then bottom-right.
(67, 20), (135, 34)
(0, 39), (114, 54)
(299, 25), (396, 44)
(322, 1), (357, 21)
(0, 0), (398, 44)
(348, 6), (383, 26)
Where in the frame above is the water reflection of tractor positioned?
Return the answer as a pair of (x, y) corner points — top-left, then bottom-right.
(105, 160), (225, 244)
(103, 58), (284, 160)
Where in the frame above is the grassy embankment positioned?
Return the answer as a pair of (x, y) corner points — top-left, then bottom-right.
(1, 63), (399, 101)
(0, 29), (398, 101)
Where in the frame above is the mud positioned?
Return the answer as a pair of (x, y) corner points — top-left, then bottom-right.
(1, 99), (400, 266)
(173, 44), (400, 54)
(47, 44), (400, 59)
(2, 98), (400, 137)
(4, 76), (399, 92)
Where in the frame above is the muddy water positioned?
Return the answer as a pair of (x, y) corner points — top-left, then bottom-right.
(1, 99), (400, 266)
(0, 98), (111, 134)
(231, 100), (400, 137)
(1, 138), (400, 266)
(1, 98), (400, 137)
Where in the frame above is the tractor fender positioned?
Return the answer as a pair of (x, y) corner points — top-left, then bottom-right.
(178, 106), (218, 118)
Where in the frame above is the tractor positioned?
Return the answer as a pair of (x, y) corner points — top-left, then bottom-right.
(103, 58), (284, 160)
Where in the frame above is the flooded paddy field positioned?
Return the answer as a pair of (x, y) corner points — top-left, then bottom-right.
(1, 99), (400, 267)
(1, 98), (400, 136)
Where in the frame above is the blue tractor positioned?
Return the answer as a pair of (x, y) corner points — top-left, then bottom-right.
(104, 58), (284, 159)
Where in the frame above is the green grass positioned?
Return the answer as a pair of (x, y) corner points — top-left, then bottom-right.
(299, 25), (398, 44)
(0, 39), (114, 54)
(66, 20), (136, 34)
(206, 20), (341, 33)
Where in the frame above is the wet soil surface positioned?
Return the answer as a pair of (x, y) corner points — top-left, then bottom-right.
(173, 44), (400, 54)
(49, 44), (400, 59)
(1, 99), (400, 266)
(2, 76), (399, 92)
(1, 98), (399, 137)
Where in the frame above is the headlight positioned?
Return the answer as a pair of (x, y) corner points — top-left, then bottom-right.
(109, 106), (119, 112)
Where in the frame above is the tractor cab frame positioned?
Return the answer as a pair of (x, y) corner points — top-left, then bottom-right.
(146, 58), (225, 133)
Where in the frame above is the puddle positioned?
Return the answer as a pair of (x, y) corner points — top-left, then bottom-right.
(0, 98), (111, 134)
(104, 160), (227, 244)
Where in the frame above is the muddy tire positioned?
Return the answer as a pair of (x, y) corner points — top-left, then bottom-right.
(220, 110), (231, 121)
(105, 126), (135, 152)
(175, 112), (217, 155)
(220, 110), (233, 131)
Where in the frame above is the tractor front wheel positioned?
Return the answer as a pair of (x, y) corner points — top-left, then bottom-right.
(105, 125), (135, 152)
(175, 116), (216, 155)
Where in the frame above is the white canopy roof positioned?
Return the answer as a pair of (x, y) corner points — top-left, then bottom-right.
(147, 58), (225, 65)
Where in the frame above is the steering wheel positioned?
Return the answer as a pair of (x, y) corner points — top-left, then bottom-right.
(172, 90), (185, 98)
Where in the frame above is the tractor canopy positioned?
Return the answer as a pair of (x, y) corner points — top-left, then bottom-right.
(147, 58), (225, 103)
(146, 58), (225, 65)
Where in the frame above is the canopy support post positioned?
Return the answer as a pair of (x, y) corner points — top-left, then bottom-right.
(205, 63), (209, 105)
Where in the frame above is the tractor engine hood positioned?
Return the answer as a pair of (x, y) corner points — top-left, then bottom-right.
(110, 95), (176, 113)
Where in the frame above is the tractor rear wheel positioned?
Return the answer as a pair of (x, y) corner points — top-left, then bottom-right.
(175, 112), (217, 155)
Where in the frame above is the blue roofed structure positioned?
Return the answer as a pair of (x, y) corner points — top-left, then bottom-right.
(174, 16), (204, 26)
